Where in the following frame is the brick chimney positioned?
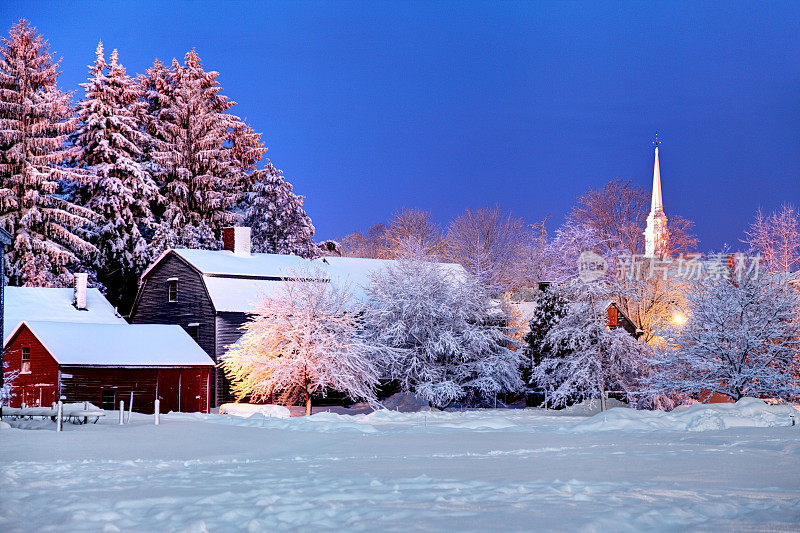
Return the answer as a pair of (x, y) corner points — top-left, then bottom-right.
(73, 273), (88, 310)
(222, 227), (251, 256)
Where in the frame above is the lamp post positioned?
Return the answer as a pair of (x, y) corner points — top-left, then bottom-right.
(0, 227), (13, 420)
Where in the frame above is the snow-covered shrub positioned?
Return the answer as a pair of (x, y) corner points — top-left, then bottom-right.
(646, 273), (800, 402)
(220, 268), (380, 416)
(363, 255), (523, 409)
(1, 361), (19, 407)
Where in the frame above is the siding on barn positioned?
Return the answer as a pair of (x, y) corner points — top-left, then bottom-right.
(59, 367), (211, 414)
(215, 311), (250, 403)
(4, 327), (59, 407)
(130, 252), (220, 403)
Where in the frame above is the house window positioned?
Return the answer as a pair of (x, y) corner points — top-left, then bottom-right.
(188, 323), (199, 342)
(21, 346), (31, 374)
(168, 280), (178, 302)
(101, 390), (116, 411)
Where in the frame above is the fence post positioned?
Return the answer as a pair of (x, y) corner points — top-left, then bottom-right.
(56, 401), (63, 432)
(119, 400), (124, 425)
(154, 399), (160, 426)
(83, 401), (88, 425)
(126, 392), (133, 424)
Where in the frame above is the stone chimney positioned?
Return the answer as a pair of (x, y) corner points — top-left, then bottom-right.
(222, 227), (251, 256)
(73, 273), (88, 310)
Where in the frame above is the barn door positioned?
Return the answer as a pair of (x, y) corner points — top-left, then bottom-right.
(157, 369), (181, 413)
(179, 368), (205, 413)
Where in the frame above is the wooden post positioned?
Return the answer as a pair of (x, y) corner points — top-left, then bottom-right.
(83, 401), (88, 425)
(154, 399), (160, 426)
(119, 400), (124, 424)
(56, 401), (63, 432)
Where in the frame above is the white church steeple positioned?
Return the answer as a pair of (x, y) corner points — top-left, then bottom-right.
(644, 135), (668, 257)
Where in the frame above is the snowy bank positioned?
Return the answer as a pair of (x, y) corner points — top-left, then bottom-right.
(218, 403), (291, 419)
(574, 398), (800, 433)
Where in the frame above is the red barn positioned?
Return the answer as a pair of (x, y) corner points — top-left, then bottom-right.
(4, 321), (215, 413)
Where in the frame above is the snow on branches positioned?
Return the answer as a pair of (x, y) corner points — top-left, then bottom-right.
(0, 20), (96, 286)
(646, 273), (800, 402)
(73, 43), (159, 307)
(220, 269), (380, 415)
(530, 282), (650, 409)
(244, 164), (315, 257)
(363, 255), (523, 409)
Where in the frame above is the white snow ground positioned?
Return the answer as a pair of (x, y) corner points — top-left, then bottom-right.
(1, 399), (799, 532)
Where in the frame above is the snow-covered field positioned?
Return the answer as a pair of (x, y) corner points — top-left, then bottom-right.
(2, 399), (800, 532)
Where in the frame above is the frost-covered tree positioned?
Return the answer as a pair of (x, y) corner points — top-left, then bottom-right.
(73, 43), (158, 310)
(0, 20), (96, 286)
(243, 164), (315, 257)
(364, 256), (523, 409)
(531, 282), (650, 410)
(383, 208), (443, 259)
(143, 50), (265, 250)
(446, 206), (531, 295)
(647, 274), (800, 402)
(341, 223), (390, 259)
(220, 269), (380, 416)
(743, 205), (800, 274)
(1, 361), (19, 408)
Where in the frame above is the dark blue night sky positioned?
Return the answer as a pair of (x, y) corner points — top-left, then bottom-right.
(3, 1), (799, 250)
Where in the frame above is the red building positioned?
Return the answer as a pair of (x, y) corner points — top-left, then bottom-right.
(4, 321), (215, 413)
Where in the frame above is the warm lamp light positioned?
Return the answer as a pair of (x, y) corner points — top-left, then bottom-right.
(672, 312), (687, 326)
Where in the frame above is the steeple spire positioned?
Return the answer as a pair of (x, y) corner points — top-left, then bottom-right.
(651, 136), (664, 215)
(644, 134), (669, 257)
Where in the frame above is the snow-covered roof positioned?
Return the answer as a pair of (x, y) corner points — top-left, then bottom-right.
(3, 287), (126, 343)
(152, 249), (469, 313)
(8, 321), (215, 366)
(174, 248), (313, 278)
(203, 277), (292, 313)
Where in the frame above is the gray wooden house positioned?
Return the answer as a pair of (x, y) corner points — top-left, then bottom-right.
(131, 227), (467, 406)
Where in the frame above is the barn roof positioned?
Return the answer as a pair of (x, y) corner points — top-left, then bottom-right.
(7, 321), (215, 367)
(147, 249), (469, 313)
(3, 287), (126, 343)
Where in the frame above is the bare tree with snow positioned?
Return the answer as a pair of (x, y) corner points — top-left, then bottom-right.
(646, 273), (800, 402)
(383, 208), (443, 259)
(743, 205), (800, 274)
(364, 254), (523, 409)
(0, 20), (97, 286)
(445, 206), (532, 295)
(220, 269), (380, 416)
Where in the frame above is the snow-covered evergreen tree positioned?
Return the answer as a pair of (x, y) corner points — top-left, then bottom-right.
(0, 20), (96, 286)
(364, 256), (523, 409)
(530, 281), (649, 410)
(73, 43), (158, 310)
(646, 274), (800, 402)
(220, 268), (380, 415)
(143, 49), (265, 251)
(524, 286), (569, 367)
(244, 164), (315, 257)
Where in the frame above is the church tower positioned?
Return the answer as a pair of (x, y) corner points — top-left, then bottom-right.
(644, 137), (668, 257)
